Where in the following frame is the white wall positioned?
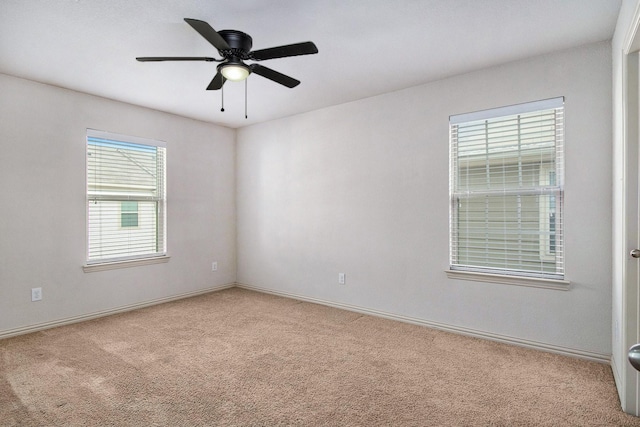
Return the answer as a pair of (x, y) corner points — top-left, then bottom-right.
(237, 41), (613, 358)
(0, 73), (236, 336)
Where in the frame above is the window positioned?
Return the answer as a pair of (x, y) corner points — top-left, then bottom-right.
(449, 97), (564, 281)
(86, 129), (166, 264)
(120, 201), (139, 228)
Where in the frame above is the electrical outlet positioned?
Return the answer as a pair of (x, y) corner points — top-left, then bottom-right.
(338, 273), (346, 285)
(211, 262), (218, 271)
(31, 287), (42, 302)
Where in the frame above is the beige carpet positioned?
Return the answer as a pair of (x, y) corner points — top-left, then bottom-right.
(1, 287), (639, 426)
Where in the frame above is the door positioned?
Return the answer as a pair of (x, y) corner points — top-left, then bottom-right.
(619, 47), (640, 415)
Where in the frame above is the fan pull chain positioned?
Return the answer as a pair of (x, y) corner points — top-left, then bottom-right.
(220, 84), (225, 112)
(245, 79), (248, 119)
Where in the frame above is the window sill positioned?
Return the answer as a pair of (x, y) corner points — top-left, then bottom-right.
(445, 269), (570, 291)
(83, 256), (170, 273)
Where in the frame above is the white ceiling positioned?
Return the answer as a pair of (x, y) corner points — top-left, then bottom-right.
(0, 0), (622, 129)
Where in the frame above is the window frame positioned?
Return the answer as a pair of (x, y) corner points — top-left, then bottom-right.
(84, 129), (168, 271)
(447, 97), (568, 289)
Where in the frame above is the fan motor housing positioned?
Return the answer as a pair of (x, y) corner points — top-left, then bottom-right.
(219, 30), (253, 56)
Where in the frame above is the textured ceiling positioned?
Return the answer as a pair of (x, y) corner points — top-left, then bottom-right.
(0, 0), (622, 128)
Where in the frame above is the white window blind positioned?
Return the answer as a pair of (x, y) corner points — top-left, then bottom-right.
(86, 129), (166, 264)
(449, 97), (564, 280)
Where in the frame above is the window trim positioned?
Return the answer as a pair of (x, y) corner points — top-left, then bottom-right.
(83, 255), (170, 273)
(445, 269), (570, 290)
(448, 97), (565, 282)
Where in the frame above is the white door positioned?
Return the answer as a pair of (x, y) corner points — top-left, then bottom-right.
(619, 51), (640, 415)
(619, 45), (640, 415)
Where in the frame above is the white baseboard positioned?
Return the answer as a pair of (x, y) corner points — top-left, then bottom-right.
(3, 282), (612, 365)
(236, 283), (611, 364)
(0, 283), (235, 340)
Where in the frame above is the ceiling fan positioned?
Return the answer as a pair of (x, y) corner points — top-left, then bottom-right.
(136, 18), (318, 90)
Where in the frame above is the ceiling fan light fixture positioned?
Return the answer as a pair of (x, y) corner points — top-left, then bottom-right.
(220, 63), (250, 81)
(138, 18), (319, 95)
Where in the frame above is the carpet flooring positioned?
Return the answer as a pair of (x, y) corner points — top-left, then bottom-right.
(1, 287), (639, 426)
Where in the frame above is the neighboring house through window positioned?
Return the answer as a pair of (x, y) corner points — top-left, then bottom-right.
(121, 201), (139, 228)
(449, 97), (564, 281)
(86, 129), (166, 264)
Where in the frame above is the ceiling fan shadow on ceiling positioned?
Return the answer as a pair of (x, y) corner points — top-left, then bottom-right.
(136, 18), (318, 117)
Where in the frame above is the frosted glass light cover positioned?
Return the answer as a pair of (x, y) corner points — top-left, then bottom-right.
(221, 64), (249, 81)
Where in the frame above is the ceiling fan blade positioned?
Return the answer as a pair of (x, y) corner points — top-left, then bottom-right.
(184, 18), (230, 51)
(251, 41), (318, 61)
(136, 57), (216, 62)
(250, 64), (300, 88)
(206, 71), (226, 90)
